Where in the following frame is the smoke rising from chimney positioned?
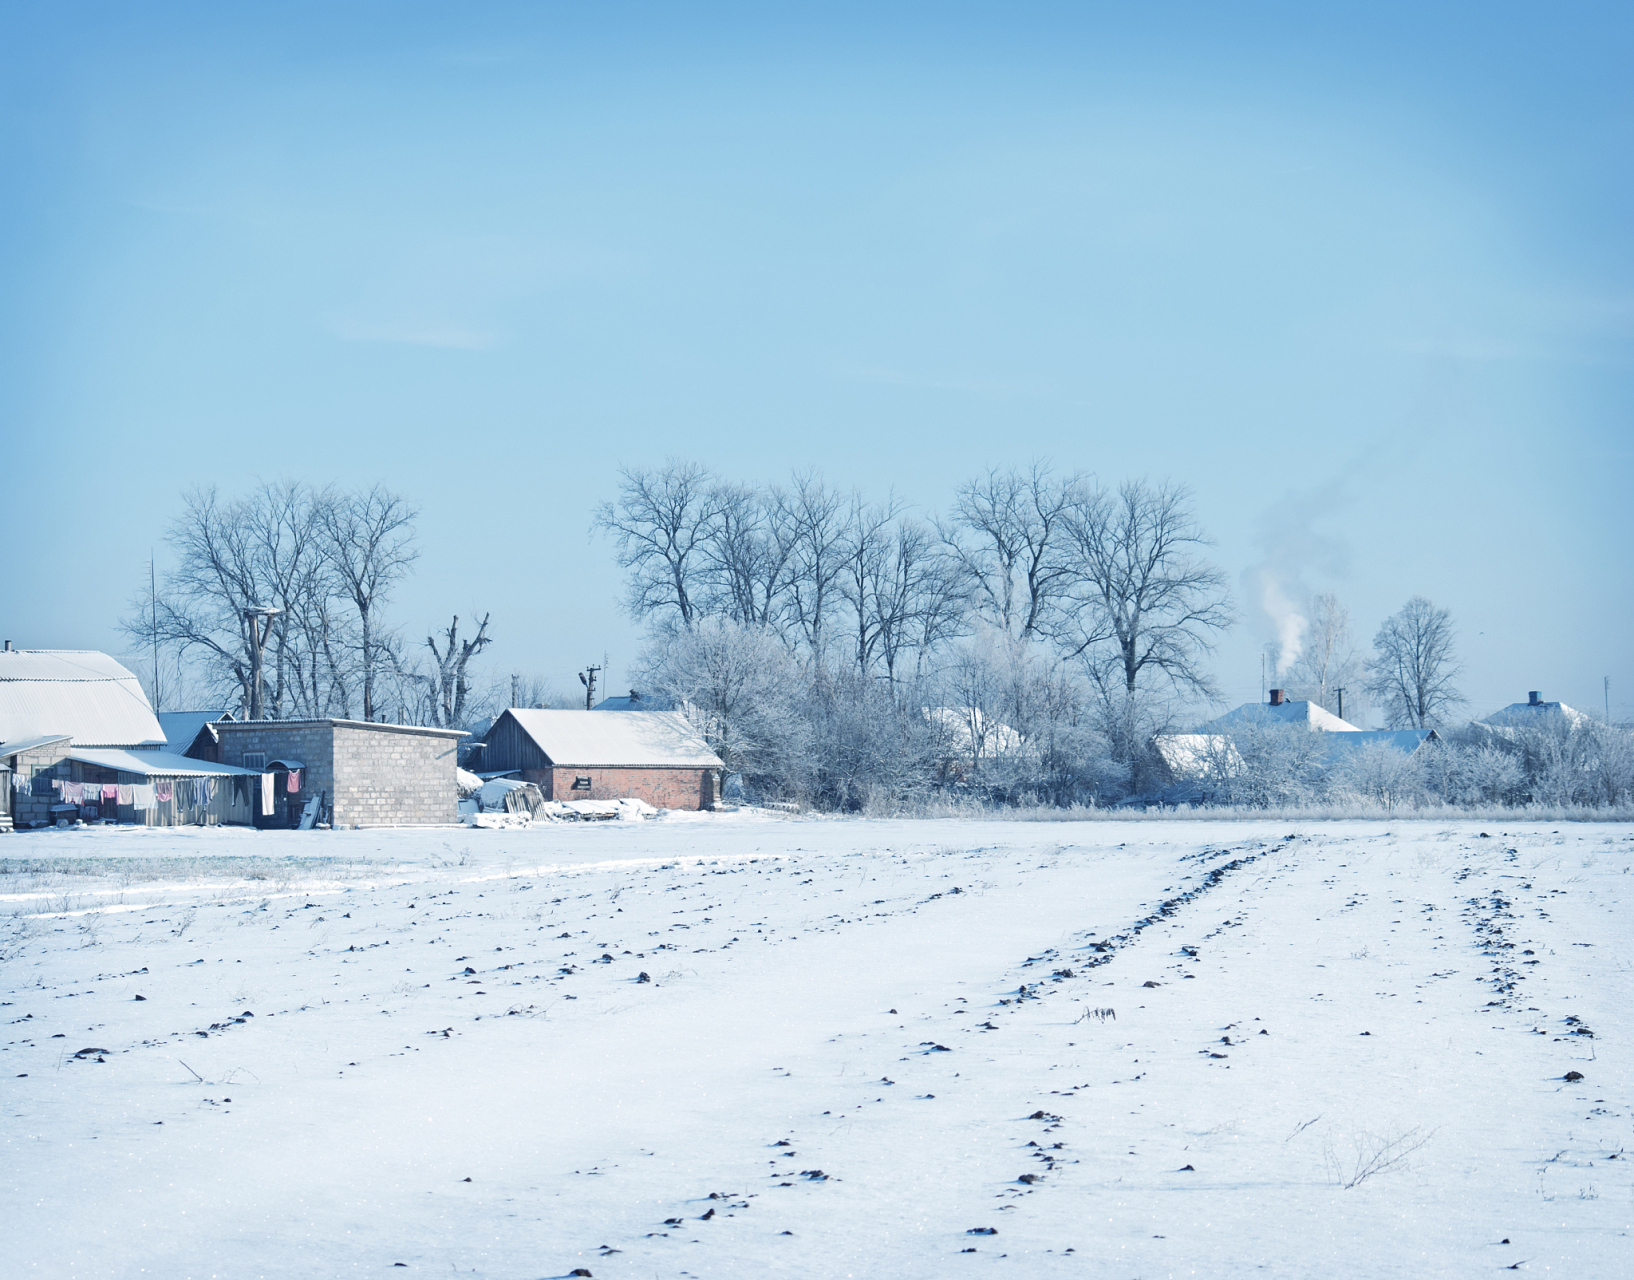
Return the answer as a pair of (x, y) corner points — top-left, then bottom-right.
(1242, 478), (1354, 679)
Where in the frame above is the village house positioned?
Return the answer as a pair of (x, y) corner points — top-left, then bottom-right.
(0, 648), (258, 828)
(479, 709), (724, 810)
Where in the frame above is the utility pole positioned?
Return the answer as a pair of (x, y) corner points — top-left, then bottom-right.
(243, 606), (283, 720)
(578, 664), (601, 711)
(511, 673), (519, 709)
(149, 552), (160, 713)
(1607, 676), (1612, 722)
(1336, 687), (1346, 723)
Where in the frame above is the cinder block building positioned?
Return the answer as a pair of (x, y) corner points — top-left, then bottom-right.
(479, 709), (724, 810)
(202, 719), (467, 828)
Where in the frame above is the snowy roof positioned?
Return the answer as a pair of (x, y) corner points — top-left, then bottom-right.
(1151, 733), (1241, 779)
(1317, 729), (1435, 758)
(1479, 698), (1591, 730)
(593, 694), (647, 711)
(1195, 699), (1361, 734)
(0, 732), (74, 758)
(498, 709), (724, 769)
(0, 650), (166, 747)
(924, 707), (1025, 758)
(155, 709), (234, 753)
(64, 748), (261, 778)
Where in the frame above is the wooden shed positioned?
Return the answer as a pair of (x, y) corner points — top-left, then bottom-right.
(480, 709), (724, 810)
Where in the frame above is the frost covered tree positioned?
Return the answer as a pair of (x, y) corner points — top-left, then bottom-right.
(635, 619), (816, 796)
(1366, 596), (1464, 728)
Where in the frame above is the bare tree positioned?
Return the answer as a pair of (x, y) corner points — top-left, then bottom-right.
(319, 485), (419, 721)
(124, 481), (338, 718)
(1284, 592), (1365, 718)
(593, 460), (725, 628)
(783, 470), (850, 662)
(700, 481), (800, 630)
(1365, 596), (1464, 728)
(941, 463), (1082, 640)
(425, 613), (493, 729)
(1059, 480), (1233, 697)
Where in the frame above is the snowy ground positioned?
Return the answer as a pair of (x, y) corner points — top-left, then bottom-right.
(2, 815), (1630, 1279)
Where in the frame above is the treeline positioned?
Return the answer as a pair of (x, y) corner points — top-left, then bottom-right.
(605, 459), (1632, 812)
(598, 460), (1233, 807)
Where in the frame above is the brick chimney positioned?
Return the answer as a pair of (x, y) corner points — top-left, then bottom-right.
(1269, 688), (1284, 706)
(1528, 691), (1541, 706)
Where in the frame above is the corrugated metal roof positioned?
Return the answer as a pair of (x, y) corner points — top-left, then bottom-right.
(0, 650), (166, 747)
(499, 709), (724, 768)
(0, 733), (73, 757)
(65, 748), (261, 777)
(155, 709), (233, 752)
(1196, 699), (1361, 734)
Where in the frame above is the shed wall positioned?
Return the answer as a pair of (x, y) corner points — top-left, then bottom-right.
(522, 765), (719, 810)
(331, 724), (460, 827)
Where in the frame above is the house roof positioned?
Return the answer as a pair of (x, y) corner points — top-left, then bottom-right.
(1480, 699), (1591, 730)
(0, 732), (74, 758)
(497, 709), (724, 769)
(0, 650), (165, 747)
(155, 709), (234, 753)
(1318, 729), (1435, 757)
(65, 747), (261, 778)
(1195, 699), (1361, 734)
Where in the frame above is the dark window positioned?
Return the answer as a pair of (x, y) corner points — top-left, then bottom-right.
(572, 776), (592, 790)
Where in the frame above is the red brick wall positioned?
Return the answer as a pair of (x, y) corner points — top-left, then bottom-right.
(520, 765), (718, 810)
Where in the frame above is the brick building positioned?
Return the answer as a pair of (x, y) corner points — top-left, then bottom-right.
(202, 719), (466, 828)
(479, 709), (724, 810)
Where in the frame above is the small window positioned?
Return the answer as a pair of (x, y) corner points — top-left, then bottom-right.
(572, 775), (592, 791)
(243, 753), (266, 770)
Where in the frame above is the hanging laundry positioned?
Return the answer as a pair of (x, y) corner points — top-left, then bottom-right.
(132, 784), (156, 810)
(195, 777), (212, 806)
(286, 769), (302, 793)
(101, 784), (118, 802)
(155, 781), (173, 803)
(117, 785), (134, 806)
(261, 773), (275, 816)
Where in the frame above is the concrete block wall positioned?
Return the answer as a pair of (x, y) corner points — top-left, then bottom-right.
(214, 722), (336, 823)
(214, 720), (463, 827)
(8, 741), (73, 827)
(332, 723), (462, 827)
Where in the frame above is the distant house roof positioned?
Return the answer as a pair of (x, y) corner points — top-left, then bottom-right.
(593, 691), (647, 711)
(924, 707), (1025, 759)
(1195, 699), (1361, 734)
(64, 747), (261, 778)
(155, 709), (234, 753)
(1480, 695), (1591, 730)
(0, 650), (166, 748)
(1151, 733), (1241, 781)
(495, 709), (724, 769)
(1318, 729), (1436, 758)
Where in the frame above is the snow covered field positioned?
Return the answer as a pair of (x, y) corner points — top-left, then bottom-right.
(3, 816), (1630, 1279)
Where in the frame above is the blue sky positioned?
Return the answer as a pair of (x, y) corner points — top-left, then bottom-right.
(3, 1), (1630, 721)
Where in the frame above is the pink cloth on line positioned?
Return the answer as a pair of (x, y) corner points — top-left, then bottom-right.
(155, 781), (173, 803)
(102, 784), (118, 801)
(286, 769), (302, 792)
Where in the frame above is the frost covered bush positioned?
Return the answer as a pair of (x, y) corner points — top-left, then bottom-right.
(1327, 741), (1426, 810)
